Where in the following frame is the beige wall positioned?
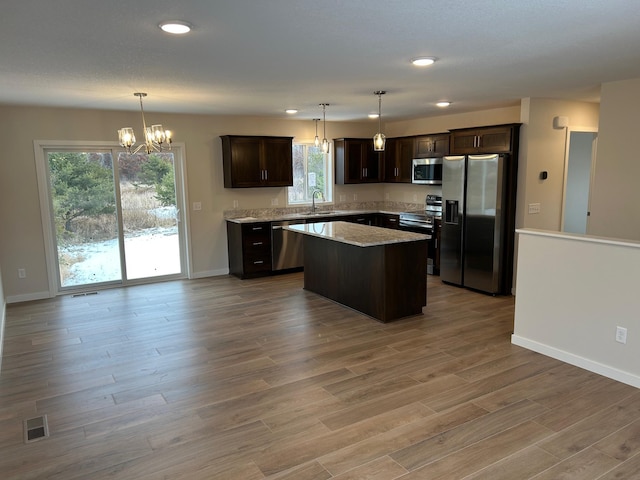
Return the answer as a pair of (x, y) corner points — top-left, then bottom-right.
(4, 89), (633, 301)
(589, 77), (640, 239)
(513, 229), (640, 388)
(0, 104), (528, 301)
(517, 98), (600, 232)
(0, 106), (377, 300)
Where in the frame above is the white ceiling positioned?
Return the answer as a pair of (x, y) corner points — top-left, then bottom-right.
(2, 0), (640, 121)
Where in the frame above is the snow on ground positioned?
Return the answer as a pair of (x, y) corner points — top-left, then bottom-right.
(60, 226), (180, 286)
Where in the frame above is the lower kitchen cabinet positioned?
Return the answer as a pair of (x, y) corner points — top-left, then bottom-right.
(376, 213), (400, 229)
(345, 213), (376, 225)
(226, 221), (272, 278)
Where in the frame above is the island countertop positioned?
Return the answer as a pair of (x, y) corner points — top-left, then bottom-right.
(285, 221), (430, 247)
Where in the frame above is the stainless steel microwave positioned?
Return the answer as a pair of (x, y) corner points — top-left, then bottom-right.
(412, 158), (443, 184)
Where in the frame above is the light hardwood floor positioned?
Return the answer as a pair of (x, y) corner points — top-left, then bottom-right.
(1, 273), (639, 479)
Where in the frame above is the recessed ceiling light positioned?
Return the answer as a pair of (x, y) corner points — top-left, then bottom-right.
(368, 113), (379, 119)
(411, 57), (436, 67)
(285, 109), (298, 114)
(436, 101), (451, 108)
(159, 21), (192, 35)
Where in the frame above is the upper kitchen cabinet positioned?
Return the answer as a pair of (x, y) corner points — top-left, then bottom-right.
(383, 137), (413, 183)
(334, 138), (382, 184)
(449, 124), (519, 154)
(414, 133), (450, 158)
(221, 135), (293, 188)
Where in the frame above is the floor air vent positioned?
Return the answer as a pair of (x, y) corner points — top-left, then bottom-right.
(24, 415), (49, 443)
(71, 291), (98, 297)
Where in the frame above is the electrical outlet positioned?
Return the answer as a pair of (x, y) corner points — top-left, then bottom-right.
(616, 326), (628, 344)
(353, 194), (358, 201)
(233, 200), (239, 208)
(271, 198), (279, 206)
(18, 268), (26, 278)
(339, 195), (346, 202)
(192, 202), (202, 211)
(528, 203), (541, 214)
(413, 194), (417, 202)
(385, 193), (390, 200)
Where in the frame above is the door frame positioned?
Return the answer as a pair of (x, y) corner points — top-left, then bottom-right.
(560, 127), (598, 234)
(34, 140), (192, 297)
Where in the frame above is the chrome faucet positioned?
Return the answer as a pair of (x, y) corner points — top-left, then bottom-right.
(311, 189), (324, 213)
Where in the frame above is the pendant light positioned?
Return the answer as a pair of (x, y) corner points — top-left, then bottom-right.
(118, 93), (172, 154)
(320, 104), (330, 154)
(373, 90), (386, 152)
(313, 118), (320, 147)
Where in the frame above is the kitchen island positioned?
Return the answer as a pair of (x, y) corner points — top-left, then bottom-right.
(285, 221), (429, 322)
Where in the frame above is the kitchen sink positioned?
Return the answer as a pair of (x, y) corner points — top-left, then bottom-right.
(300, 211), (335, 216)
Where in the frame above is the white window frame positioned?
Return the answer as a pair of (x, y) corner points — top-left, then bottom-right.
(33, 140), (192, 297)
(287, 141), (333, 206)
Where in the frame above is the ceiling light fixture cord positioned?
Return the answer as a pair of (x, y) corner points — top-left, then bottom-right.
(118, 93), (173, 155)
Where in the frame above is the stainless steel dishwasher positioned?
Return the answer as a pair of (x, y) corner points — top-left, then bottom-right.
(271, 220), (305, 271)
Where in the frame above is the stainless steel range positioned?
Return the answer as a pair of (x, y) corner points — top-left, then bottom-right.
(399, 194), (442, 232)
(399, 195), (442, 274)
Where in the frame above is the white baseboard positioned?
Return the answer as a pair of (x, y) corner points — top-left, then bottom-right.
(190, 268), (229, 279)
(6, 290), (52, 304)
(511, 334), (640, 389)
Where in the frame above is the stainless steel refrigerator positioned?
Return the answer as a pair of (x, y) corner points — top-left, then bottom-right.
(440, 154), (516, 295)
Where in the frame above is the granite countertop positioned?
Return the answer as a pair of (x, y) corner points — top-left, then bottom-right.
(224, 201), (423, 224)
(285, 221), (430, 247)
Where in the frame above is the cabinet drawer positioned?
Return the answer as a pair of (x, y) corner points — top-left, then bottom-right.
(242, 232), (270, 250)
(243, 251), (272, 272)
(242, 223), (270, 235)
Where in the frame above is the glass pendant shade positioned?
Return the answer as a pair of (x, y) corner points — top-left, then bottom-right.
(373, 132), (386, 151)
(313, 118), (320, 147)
(373, 90), (386, 152)
(118, 128), (136, 149)
(320, 104), (330, 155)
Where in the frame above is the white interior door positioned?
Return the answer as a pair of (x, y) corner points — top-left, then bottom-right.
(562, 129), (598, 234)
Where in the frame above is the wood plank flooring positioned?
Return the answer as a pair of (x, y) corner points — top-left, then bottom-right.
(1, 273), (639, 479)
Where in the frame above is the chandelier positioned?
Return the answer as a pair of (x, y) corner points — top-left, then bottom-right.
(118, 93), (172, 154)
(373, 91), (386, 152)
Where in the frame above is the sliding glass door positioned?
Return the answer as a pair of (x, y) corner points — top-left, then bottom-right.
(43, 146), (186, 291)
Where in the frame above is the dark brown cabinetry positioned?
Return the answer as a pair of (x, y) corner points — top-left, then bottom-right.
(226, 221), (272, 278)
(376, 213), (400, 229)
(221, 135), (293, 188)
(334, 138), (382, 184)
(434, 218), (441, 275)
(414, 133), (450, 158)
(449, 125), (517, 155)
(384, 137), (414, 183)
